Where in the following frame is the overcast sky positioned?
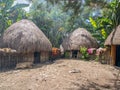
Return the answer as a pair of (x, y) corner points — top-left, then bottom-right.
(16, 0), (29, 4)
(14, 0), (31, 12)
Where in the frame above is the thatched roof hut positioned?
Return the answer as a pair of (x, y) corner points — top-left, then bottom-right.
(0, 19), (52, 70)
(62, 28), (98, 51)
(104, 25), (120, 45)
(104, 25), (120, 66)
(3, 19), (52, 53)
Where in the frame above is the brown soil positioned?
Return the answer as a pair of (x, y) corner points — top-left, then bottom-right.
(0, 59), (120, 90)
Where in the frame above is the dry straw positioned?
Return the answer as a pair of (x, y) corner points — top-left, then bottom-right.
(62, 28), (98, 50)
(105, 25), (120, 45)
(3, 19), (52, 53)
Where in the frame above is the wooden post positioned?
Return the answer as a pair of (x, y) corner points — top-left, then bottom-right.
(70, 51), (72, 58)
(111, 45), (116, 65)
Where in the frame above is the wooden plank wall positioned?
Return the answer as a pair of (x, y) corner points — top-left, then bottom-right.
(111, 45), (116, 65)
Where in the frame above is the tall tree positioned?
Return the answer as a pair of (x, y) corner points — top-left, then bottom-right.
(28, 0), (117, 47)
(29, 0), (71, 47)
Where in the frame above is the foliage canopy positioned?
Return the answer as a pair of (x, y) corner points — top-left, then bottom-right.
(0, 0), (120, 47)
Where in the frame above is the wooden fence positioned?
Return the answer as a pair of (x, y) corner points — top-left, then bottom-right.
(0, 53), (24, 71)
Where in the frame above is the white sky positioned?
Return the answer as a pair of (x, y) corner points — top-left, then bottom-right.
(13, 0), (31, 12)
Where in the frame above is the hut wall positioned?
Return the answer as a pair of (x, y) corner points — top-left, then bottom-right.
(40, 51), (49, 62)
(20, 53), (34, 63)
(77, 51), (82, 58)
(69, 51), (72, 58)
(64, 51), (84, 59)
(111, 45), (116, 65)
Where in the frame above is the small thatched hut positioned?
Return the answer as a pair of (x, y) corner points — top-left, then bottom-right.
(61, 28), (98, 58)
(104, 25), (120, 67)
(0, 19), (52, 70)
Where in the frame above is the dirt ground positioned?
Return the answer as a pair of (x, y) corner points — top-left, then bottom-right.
(0, 59), (120, 90)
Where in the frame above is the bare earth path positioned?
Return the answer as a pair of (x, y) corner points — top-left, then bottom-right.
(0, 59), (120, 90)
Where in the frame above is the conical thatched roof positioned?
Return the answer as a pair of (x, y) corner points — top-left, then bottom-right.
(3, 19), (52, 53)
(62, 28), (98, 51)
(105, 25), (120, 45)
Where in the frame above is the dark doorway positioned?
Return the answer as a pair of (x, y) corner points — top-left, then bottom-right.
(72, 50), (78, 58)
(34, 52), (40, 64)
(116, 45), (120, 67)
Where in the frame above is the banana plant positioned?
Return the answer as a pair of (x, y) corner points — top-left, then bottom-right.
(0, 0), (29, 35)
(89, 0), (120, 46)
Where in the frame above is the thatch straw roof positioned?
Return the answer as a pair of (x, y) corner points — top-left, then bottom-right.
(3, 19), (52, 53)
(105, 25), (120, 45)
(62, 28), (98, 51)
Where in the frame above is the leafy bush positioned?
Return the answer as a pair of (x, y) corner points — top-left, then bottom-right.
(80, 46), (89, 60)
